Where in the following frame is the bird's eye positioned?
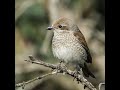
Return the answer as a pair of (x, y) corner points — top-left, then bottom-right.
(58, 25), (62, 28)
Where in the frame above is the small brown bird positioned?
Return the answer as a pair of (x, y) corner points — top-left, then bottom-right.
(47, 17), (95, 78)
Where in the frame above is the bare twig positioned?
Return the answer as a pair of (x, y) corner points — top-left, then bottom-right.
(25, 56), (57, 69)
(15, 72), (56, 89)
(16, 55), (97, 90)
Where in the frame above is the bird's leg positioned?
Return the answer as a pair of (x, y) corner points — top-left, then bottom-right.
(72, 66), (79, 81)
(58, 60), (67, 68)
(72, 65), (82, 83)
(51, 60), (65, 74)
(59, 60), (64, 66)
(61, 62), (68, 75)
(58, 60), (68, 75)
(79, 68), (83, 76)
(58, 60), (63, 69)
(51, 60), (63, 71)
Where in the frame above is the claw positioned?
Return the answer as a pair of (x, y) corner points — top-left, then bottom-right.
(84, 85), (87, 89)
(72, 70), (78, 81)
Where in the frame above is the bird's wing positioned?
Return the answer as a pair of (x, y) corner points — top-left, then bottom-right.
(73, 30), (92, 63)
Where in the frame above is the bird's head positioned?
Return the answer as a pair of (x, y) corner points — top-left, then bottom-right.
(47, 17), (79, 32)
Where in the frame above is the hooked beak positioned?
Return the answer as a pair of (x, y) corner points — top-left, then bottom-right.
(47, 26), (53, 30)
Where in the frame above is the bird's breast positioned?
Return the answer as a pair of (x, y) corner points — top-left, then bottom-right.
(52, 31), (87, 63)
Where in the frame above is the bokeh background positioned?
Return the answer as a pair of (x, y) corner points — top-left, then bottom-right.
(15, 0), (105, 90)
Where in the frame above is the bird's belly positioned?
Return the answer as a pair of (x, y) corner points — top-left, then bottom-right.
(53, 46), (73, 61)
(52, 41), (87, 63)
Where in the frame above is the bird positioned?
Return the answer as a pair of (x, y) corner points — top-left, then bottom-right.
(47, 17), (95, 78)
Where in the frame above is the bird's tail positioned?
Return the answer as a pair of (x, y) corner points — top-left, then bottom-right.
(82, 63), (95, 78)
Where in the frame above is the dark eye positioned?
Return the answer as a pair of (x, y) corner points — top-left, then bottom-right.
(58, 25), (62, 28)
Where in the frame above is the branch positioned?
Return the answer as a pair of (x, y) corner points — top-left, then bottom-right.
(15, 56), (97, 90)
(15, 72), (56, 89)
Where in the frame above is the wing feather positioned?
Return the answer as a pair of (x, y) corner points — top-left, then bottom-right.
(73, 30), (92, 63)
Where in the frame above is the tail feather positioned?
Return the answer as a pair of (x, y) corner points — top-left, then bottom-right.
(82, 63), (95, 78)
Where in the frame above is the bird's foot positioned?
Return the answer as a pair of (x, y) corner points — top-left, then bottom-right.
(72, 70), (82, 84)
(58, 60), (67, 69)
(58, 60), (65, 66)
(51, 65), (61, 74)
(51, 60), (67, 75)
(72, 70), (79, 81)
(58, 61), (68, 75)
(51, 60), (63, 71)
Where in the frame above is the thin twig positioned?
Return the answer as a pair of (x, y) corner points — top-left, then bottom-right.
(24, 56), (57, 70)
(15, 72), (56, 89)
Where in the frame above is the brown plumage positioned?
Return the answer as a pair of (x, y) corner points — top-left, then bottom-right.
(73, 31), (92, 63)
(47, 17), (95, 78)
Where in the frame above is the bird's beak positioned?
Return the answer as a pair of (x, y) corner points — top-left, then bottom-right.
(47, 26), (53, 30)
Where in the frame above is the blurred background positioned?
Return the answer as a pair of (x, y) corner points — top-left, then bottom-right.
(15, 0), (105, 90)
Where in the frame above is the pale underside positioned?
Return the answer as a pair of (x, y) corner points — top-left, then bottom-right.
(52, 29), (87, 66)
